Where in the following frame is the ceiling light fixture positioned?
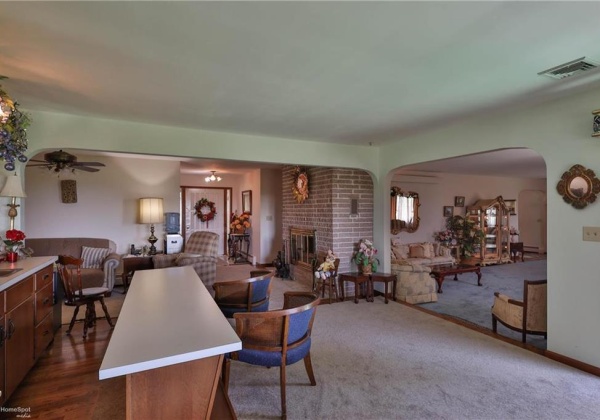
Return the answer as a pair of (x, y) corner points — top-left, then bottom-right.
(205, 171), (222, 183)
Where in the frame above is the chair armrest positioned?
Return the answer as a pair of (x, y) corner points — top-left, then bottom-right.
(495, 293), (523, 307)
(101, 252), (121, 291)
(152, 254), (178, 269)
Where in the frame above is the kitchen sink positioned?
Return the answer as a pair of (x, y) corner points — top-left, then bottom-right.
(0, 268), (22, 277)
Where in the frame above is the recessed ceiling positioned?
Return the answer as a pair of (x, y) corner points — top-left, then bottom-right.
(4, 2), (584, 177)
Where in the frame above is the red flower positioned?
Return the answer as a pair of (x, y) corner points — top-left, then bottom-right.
(6, 229), (26, 242)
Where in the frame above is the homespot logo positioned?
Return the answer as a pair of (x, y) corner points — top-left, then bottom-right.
(0, 406), (31, 414)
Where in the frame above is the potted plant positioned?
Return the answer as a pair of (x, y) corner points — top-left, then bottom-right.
(445, 216), (484, 260)
(3, 229), (26, 262)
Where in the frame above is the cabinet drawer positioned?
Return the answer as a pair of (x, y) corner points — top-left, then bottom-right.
(35, 282), (54, 325)
(35, 265), (54, 291)
(34, 312), (54, 359)
(6, 276), (34, 313)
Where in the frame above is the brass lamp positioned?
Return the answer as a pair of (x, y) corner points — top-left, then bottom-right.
(139, 197), (163, 255)
(1, 173), (26, 230)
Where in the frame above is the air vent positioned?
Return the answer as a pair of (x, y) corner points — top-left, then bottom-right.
(538, 57), (599, 80)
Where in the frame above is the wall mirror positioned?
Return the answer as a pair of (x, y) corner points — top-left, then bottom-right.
(242, 190), (252, 214)
(391, 186), (420, 234)
(556, 164), (600, 209)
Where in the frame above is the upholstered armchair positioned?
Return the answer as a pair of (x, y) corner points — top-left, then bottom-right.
(491, 279), (547, 343)
(152, 231), (219, 292)
(391, 262), (437, 304)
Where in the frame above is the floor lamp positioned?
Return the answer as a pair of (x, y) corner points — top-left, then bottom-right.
(139, 197), (164, 255)
(1, 173), (27, 230)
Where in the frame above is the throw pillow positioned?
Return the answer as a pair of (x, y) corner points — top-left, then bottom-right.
(421, 242), (434, 259)
(391, 237), (402, 248)
(392, 245), (409, 260)
(81, 246), (110, 269)
(409, 245), (425, 259)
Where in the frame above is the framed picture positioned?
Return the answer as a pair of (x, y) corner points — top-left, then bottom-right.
(443, 206), (453, 217)
(454, 196), (465, 207)
(242, 190), (252, 214)
(505, 199), (516, 215)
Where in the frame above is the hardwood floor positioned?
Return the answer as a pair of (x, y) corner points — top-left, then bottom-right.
(1, 322), (124, 420)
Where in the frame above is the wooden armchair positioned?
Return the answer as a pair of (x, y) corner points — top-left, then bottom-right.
(491, 279), (547, 343)
(57, 255), (114, 339)
(212, 270), (274, 318)
(223, 291), (320, 419)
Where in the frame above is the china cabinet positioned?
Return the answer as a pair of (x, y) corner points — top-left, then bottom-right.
(466, 196), (511, 266)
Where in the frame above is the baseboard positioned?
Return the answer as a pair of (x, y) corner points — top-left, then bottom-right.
(545, 350), (600, 377)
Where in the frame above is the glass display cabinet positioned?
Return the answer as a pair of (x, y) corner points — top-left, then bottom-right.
(466, 196), (511, 266)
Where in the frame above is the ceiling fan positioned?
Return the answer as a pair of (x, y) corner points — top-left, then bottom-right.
(27, 150), (106, 173)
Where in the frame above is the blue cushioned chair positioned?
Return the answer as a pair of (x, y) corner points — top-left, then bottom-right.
(213, 270), (273, 318)
(223, 291), (320, 419)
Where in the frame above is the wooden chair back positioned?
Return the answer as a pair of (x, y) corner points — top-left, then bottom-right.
(57, 255), (85, 303)
(213, 271), (274, 315)
(523, 279), (547, 334)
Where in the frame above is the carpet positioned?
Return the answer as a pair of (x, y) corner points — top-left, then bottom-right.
(227, 296), (600, 420)
(418, 259), (547, 349)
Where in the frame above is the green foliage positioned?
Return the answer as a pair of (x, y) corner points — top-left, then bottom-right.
(445, 215), (485, 257)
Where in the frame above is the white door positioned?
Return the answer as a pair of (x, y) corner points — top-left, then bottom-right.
(184, 188), (227, 255)
(518, 190), (547, 254)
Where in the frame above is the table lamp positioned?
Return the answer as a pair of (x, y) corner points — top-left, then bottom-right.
(139, 197), (163, 255)
(1, 173), (27, 230)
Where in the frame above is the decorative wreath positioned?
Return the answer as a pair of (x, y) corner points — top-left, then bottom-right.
(292, 166), (309, 203)
(194, 198), (217, 222)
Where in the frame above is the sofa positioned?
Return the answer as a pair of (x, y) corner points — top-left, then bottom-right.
(391, 240), (455, 267)
(25, 237), (121, 293)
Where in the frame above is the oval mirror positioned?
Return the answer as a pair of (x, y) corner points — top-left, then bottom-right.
(556, 164), (600, 209)
(391, 186), (420, 234)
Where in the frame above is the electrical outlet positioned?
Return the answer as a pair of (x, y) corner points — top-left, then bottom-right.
(582, 226), (600, 242)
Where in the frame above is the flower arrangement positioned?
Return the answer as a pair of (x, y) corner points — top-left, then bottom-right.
(433, 229), (456, 245)
(230, 211), (251, 232)
(3, 229), (26, 253)
(352, 239), (379, 272)
(509, 226), (520, 235)
(194, 198), (217, 222)
(0, 82), (30, 171)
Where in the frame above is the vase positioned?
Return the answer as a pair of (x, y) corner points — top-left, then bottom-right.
(361, 264), (373, 275)
(6, 252), (18, 263)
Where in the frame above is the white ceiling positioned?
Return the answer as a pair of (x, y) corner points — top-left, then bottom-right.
(4, 1), (593, 178)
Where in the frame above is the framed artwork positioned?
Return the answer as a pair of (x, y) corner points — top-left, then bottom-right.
(454, 196), (465, 207)
(242, 190), (252, 214)
(443, 206), (453, 217)
(505, 199), (516, 215)
(292, 166), (309, 203)
(61, 180), (77, 203)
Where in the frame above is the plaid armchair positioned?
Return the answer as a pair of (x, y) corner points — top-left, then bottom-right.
(152, 231), (219, 293)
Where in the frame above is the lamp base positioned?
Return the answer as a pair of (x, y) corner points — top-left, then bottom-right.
(148, 224), (158, 255)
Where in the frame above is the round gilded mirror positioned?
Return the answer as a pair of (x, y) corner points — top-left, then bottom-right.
(391, 186), (420, 234)
(556, 164), (600, 209)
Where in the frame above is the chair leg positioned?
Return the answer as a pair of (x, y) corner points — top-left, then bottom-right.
(328, 280), (333, 304)
(83, 302), (94, 339)
(280, 364), (287, 420)
(99, 297), (115, 328)
(303, 353), (316, 386)
(67, 305), (80, 335)
(492, 316), (497, 333)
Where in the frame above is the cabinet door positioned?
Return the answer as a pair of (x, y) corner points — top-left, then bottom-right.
(5, 296), (35, 399)
(0, 315), (5, 406)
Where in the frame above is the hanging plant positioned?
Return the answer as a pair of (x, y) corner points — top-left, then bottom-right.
(0, 81), (31, 171)
(194, 198), (217, 222)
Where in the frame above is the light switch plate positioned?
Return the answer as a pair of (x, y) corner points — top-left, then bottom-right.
(582, 226), (600, 242)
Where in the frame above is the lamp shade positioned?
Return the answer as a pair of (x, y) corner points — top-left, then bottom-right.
(139, 197), (163, 224)
(0, 173), (26, 198)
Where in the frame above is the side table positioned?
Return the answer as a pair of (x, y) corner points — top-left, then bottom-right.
(370, 272), (397, 304)
(339, 272), (372, 303)
(121, 255), (154, 293)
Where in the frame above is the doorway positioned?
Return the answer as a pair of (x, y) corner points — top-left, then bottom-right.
(181, 186), (232, 255)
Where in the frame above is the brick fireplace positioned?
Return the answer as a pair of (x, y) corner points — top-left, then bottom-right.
(282, 166), (373, 287)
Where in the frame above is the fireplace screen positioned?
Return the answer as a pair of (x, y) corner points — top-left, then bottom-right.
(290, 227), (316, 267)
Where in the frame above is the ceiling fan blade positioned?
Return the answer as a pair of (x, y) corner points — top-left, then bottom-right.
(73, 166), (100, 172)
(28, 159), (49, 163)
(71, 162), (105, 167)
(26, 163), (53, 167)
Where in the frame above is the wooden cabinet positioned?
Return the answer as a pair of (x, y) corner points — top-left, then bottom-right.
(0, 259), (56, 405)
(466, 196), (511, 266)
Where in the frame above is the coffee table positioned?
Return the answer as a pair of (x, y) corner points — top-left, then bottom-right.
(429, 264), (481, 293)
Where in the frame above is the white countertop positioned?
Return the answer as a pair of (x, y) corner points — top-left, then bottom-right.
(0, 256), (57, 292)
(99, 265), (241, 380)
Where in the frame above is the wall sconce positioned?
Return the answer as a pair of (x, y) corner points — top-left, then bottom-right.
(205, 171), (222, 183)
(139, 197), (164, 255)
(1, 172), (27, 230)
